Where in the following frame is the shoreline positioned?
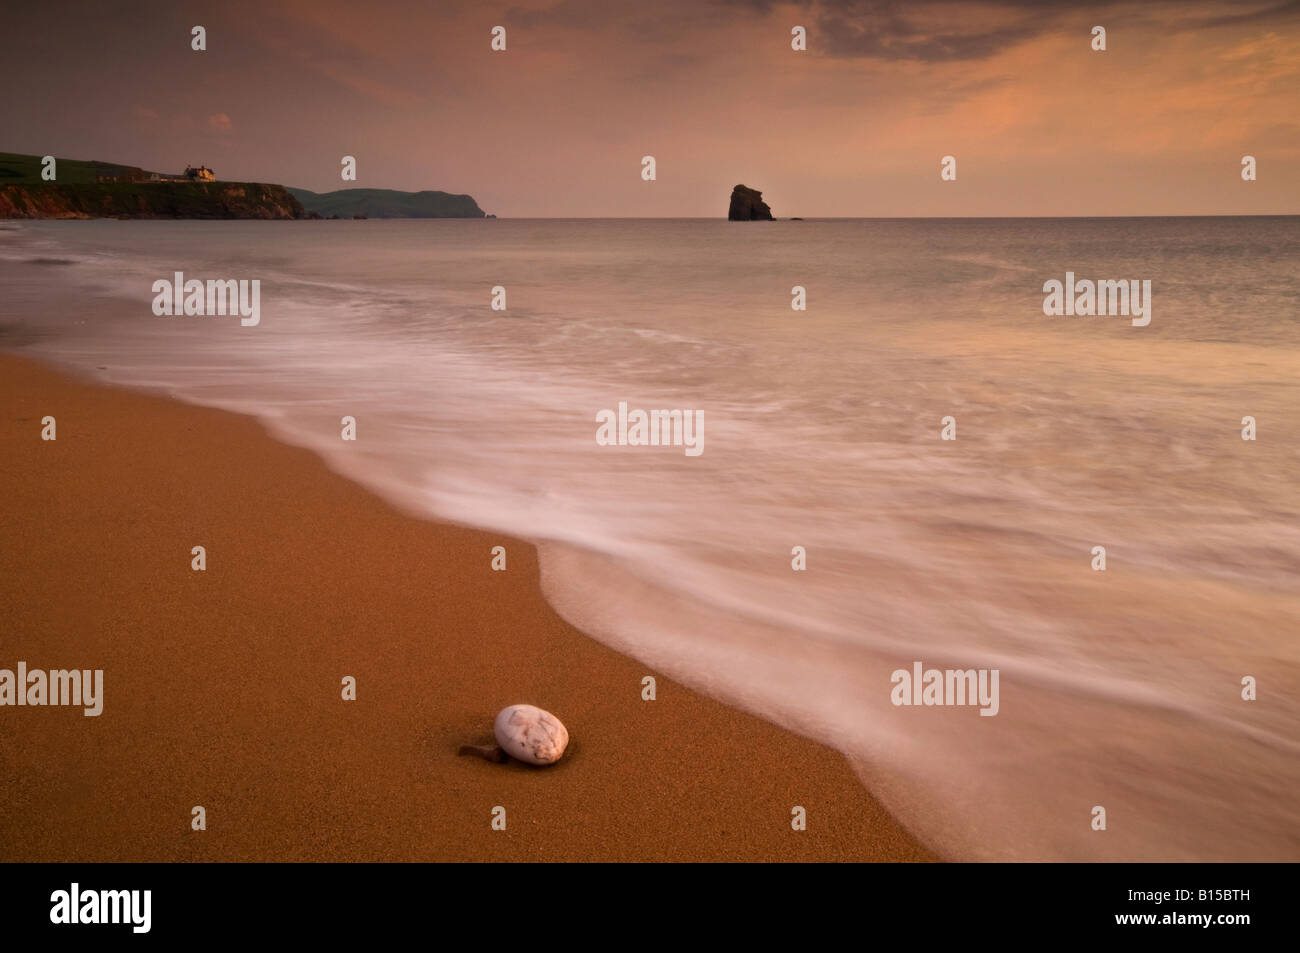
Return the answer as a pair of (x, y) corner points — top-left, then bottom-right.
(0, 352), (934, 861)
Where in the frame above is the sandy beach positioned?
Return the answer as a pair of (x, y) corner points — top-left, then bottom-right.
(0, 353), (932, 862)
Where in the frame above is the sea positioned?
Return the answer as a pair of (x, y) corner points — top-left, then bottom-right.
(2, 216), (1298, 860)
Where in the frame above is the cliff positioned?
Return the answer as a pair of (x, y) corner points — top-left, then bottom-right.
(0, 182), (309, 220)
(288, 187), (487, 219)
(0, 151), (158, 185)
(728, 184), (774, 221)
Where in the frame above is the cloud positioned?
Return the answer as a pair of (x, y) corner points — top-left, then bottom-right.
(1196, 0), (1300, 29)
(816, 4), (1043, 62)
(207, 112), (233, 133)
(723, 0), (1300, 62)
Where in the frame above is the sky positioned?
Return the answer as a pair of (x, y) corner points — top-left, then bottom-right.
(3, 0), (1298, 216)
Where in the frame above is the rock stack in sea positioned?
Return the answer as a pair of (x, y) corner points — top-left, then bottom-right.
(728, 184), (774, 221)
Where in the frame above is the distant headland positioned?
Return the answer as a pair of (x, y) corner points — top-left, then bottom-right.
(288, 187), (488, 219)
(0, 152), (491, 220)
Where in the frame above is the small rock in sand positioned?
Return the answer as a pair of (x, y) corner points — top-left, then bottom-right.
(493, 704), (569, 765)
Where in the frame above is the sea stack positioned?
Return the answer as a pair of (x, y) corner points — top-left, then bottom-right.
(728, 184), (774, 221)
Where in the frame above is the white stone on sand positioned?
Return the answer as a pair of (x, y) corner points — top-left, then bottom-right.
(493, 704), (569, 765)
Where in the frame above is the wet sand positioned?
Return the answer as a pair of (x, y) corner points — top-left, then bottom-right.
(0, 353), (933, 861)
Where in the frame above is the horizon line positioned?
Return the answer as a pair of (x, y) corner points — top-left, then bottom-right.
(435, 213), (1300, 220)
